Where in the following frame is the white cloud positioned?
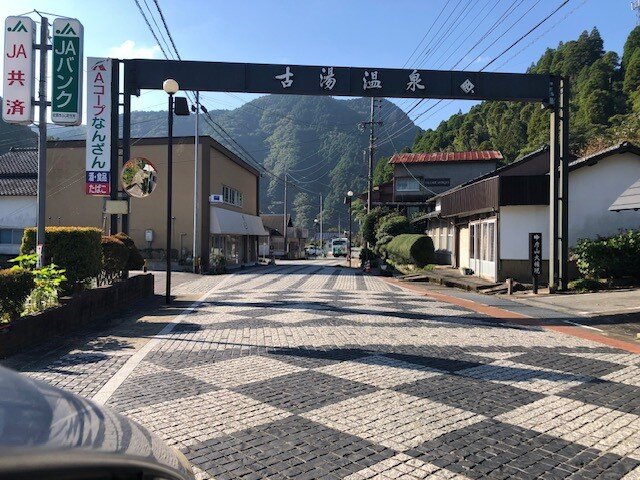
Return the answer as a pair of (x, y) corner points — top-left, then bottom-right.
(107, 40), (161, 59)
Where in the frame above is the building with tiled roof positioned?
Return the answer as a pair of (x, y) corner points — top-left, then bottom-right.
(0, 147), (38, 258)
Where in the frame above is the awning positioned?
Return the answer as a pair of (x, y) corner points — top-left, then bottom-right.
(210, 207), (269, 236)
(609, 178), (640, 212)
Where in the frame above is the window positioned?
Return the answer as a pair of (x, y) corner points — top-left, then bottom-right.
(395, 177), (420, 192)
(222, 185), (243, 207)
(0, 228), (24, 245)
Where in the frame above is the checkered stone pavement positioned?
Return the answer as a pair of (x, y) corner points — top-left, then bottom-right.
(11, 263), (640, 479)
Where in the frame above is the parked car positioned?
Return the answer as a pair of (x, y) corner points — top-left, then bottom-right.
(0, 366), (195, 480)
(304, 246), (323, 257)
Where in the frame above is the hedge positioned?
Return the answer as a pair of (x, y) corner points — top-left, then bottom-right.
(572, 229), (640, 280)
(102, 236), (129, 276)
(360, 207), (387, 245)
(375, 214), (412, 242)
(114, 232), (145, 270)
(0, 268), (33, 321)
(21, 227), (103, 289)
(383, 234), (435, 268)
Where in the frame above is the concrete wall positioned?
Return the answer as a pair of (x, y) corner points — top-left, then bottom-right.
(499, 205), (550, 260)
(393, 161), (497, 197)
(459, 226), (470, 269)
(0, 196), (36, 229)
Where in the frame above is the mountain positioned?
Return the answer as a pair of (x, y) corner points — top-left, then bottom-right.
(413, 26), (640, 162)
(46, 95), (418, 230)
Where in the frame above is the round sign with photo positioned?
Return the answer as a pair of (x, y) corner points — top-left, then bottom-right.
(122, 157), (158, 198)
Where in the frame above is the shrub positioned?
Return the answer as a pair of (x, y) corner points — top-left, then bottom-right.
(572, 230), (640, 280)
(359, 246), (376, 267)
(0, 268), (33, 321)
(21, 227), (103, 290)
(114, 232), (145, 270)
(360, 207), (387, 245)
(568, 278), (603, 292)
(383, 234), (435, 268)
(375, 214), (412, 242)
(209, 254), (227, 274)
(102, 236), (129, 278)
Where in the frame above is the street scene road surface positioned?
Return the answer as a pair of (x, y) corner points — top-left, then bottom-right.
(6, 261), (640, 480)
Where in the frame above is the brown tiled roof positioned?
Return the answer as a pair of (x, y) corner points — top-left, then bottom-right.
(389, 150), (503, 164)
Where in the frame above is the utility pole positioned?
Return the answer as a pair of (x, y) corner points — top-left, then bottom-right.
(358, 98), (383, 213)
(36, 17), (49, 268)
(193, 91), (200, 272)
(283, 170), (288, 259)
(319, 193), (323, 255)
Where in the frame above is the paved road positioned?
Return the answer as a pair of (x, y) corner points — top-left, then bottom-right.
(10, 262), (640, 479)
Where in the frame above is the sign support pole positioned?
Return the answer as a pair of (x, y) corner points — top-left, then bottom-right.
(558, 77), (570, 291)
(109, 59), (120, 234)
(121, 65), (132, 235)
(36, 16), (49, 267)
(548, 77), (560, 293)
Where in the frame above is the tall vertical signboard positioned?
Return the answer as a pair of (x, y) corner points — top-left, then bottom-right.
(2, 16), (36, 124)
(51, 18), (83, 125)
(86, 57), (111, 196)
(529, 232), (542, 294)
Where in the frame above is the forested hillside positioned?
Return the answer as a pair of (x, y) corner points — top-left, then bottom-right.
(413, 27), (640, 162)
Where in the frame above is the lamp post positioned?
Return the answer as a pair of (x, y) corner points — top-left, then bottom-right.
(347, 190), (353, 267)
(163, 78), (179, 304)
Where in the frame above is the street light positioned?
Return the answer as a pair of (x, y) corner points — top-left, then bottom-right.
(347, 190), (353, 268)
(163, 78), (179, 305)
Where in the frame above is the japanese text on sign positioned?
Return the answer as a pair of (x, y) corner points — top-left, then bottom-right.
(2, 16), (35, 124)
(85, 57), (111, 196)
(51, 18), (83, 125)
(529, 232), (542, 276)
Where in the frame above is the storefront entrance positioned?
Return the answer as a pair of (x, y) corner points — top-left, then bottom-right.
(469, 218), (497, 282)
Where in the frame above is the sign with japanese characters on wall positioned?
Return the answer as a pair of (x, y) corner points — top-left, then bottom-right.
(2, 16), (35, 124)
(85, 57), (111, 196)
(529, 232), (542, 276)
(51, 18), (83, 125)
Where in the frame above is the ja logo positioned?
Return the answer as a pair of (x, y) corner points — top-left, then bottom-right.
(7, 20), (27, 32)
(56, 23), (76, 36)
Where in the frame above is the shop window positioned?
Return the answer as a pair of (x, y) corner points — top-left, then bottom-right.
(0, 228), (24, 244)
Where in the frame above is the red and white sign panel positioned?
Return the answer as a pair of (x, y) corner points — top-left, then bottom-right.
(2, 16), (36, 124)
(86, 57), (111, 196)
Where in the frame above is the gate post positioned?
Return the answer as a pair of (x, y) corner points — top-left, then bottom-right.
(548, 76), (560, 292)
(558, 77), (570, 290)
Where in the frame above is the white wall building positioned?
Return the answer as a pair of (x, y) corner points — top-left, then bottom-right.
(0, 148), (37, 258)
(420, 143), (640, 283)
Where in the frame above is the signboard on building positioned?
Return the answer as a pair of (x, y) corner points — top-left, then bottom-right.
(209, 194), (223, 203)
(2, 16), (36, 124)
(86, 57), (111, 196)
(424, 178), (451, 187)
(51, 18), (83, 125)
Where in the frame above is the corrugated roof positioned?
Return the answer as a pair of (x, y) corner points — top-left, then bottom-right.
(0, 177), (37, 196)
(0, 147), (37, 175)
(609, 178), (640, 211)
(389, 150), (503, 164)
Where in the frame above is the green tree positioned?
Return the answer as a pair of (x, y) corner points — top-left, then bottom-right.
(373, 156), (393, 185)
(292, 191), (316, 231)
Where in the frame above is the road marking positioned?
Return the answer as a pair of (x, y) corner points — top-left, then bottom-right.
(561, 320), (605, 332)
(92, 275), (234, 405)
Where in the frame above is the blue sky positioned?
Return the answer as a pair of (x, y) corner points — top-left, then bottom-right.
(1, 0), (637, 131)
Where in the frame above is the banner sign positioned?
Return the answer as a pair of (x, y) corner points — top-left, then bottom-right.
(51, 18), (83, 125)
(2, 16), (36, 124)
(529, 232), (542, 276)
(424, 178), (451, 187)
(86, 57), (111, 196)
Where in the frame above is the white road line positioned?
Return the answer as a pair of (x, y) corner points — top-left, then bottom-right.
(561, 320), (605, 332)
(92, 275), (234, 405)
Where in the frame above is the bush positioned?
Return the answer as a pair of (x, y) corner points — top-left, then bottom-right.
(359, 246), (376, 268)
(572, 230), (640, 280)
(568, 278), (603, 292)
(360, 207), (387, 245)
(375, 214), (412, 242)
(209, 254), (227, 274)
(0, 268), (33, 321)
(102, 236), (129, 278)
(21, 227), (103, 290)
(114, 232), (145, 270)
(383, 234), (435, 268)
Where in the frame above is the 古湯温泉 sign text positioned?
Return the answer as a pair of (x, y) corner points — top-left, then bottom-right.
(51, 18), (83, 125)
(86, 57), (111, 196)
(2, 16), (35, 124)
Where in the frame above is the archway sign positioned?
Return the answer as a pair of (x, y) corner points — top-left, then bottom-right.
(110, 59), (570, 291)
